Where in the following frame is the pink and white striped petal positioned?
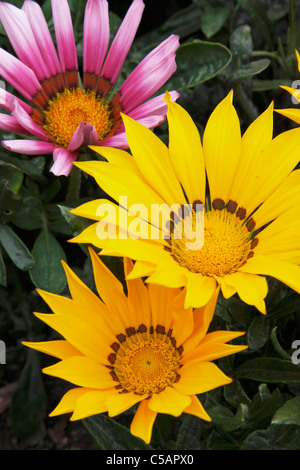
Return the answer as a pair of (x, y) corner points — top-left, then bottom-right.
(68, 122), (100, 151)
(10, 100), (49, 140)
(51, 0), (78, 73)
(0, 87), (33, 115)
(100, 0), (144, 85)
(0, 113), (32, 136)
(83, 0), (109, 76)
(119, 35), (180, 113)
(50, 147), (78, 176)
(0, 2), (48, 82)
(0, 48), (41, 101)
(22, 0), (62, 78)
(1, 139), (55, 155)
(128, 90), (179, 121)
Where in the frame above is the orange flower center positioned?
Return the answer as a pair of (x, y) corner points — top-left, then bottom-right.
(170, 209), (253, 277)
(109, 325), (182, 395)
(43, 88), (113, 148)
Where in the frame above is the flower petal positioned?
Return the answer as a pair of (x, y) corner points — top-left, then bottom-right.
(130, 400), (157, 445)
(0, 113), (31, 135)
(119, 35), (180, 113)
(173, 362), (232, 395)
(183, 394), (211, 421)
(101, 0), (145, 85)
(165, 90), (206, 204)
(105, 391), (147, 417)
(51, 0), (78, 74)
(83, 0), (109, 77)
(10, 99), (49, 140)
(2, 139), (55, 155)
(203, 90), (241, 204)
(221, 271), (268, 314)
(148, 386), (191, 417)
(71, 389), (116, 421)
(49, 387), (92, 417)
(22, 0), (62, 77)
(239, 254), (300, 294)
(50, 147), (78, 176)
(0, 2), (48, 81)
(0, 47), (41, 101)
(68, 122), (100, 151)
(42, 356), (114, 389)
(22, 339), (81, 360)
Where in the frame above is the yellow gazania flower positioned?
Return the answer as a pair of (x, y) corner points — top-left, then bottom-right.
(275, 49), (300, 124)
(70, 91), (300, 313)
(23, 248), (247, 444)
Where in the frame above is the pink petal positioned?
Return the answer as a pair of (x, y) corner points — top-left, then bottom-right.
(50, 147), (78, 176)
(0, 87), (33, 115)
(2, 139), (55, 155)
(119, 35), (180, 113)
(0, 113), (32, 135)
(0, 2), (48, 82)
(99, 131), (129, 149)
(68, 122), (100, 151)
(51, 0), (78, 73)
(100, 0), (144, 85)
(10, 99), (49, 140)
(128, 90), (179, 121)
(0, 48), (41, 101)
(22, 0), (62, 77)
(83, 0), (109, 76)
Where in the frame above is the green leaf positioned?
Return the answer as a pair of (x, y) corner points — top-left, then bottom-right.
(10, 349), (48, 444)
(247, 316), (270, 350)
(0, 223), (35, 271)
(248, 384), (281, 429)
(0, 162), (23, 194)
(241, 424), (300, 450)
(0, 178), (23, 224)
(233, 357), (300, 383)
(225, 58), (270, 82)
(0, 247), (6, 286)
(29, 228), (67, 293)
(272, 396), (300, 426)
(83, 414), (152, 450)
(175, 414), (201, 450)
(164, 40), (232, 91)
(230, 24), (253, 62)
(201, 6), (230, 39)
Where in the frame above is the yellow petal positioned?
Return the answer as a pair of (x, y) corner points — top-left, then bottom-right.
(234, 125), (300, 217)
(130, 400), (157, 444)
(253, 169), (300, 229)
(239, 254), (300, 294)
(148, 386), (191, 417)
(49, 387), (91, 417)
(165, 90), (206, 204)
(22, 340), (81, 360)
(182, 342), (247, 365)
(221, 271), (268, 314)
(122, 112), (186, 206)
(229, 102), (273, 209)
(147, 283), (181, 333)
(105, 392), (146, 417)
(275, 107), (300, 125)
(71, 389), (117, 421)
(183, 394), (211, 421)
(42, 356), (114, 389)
(184, 273), (217, 308)
(203, 90), (241, 203)
(34, 312), (111, 364)
(173, 362), (232, 395)
(75, 160), (165, 213)
(89, 145), (138, 172)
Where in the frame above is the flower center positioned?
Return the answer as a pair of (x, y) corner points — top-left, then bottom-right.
(43, 88), (113, 148)
(170, 208), (253, 277)
(108, 324), (182, 395)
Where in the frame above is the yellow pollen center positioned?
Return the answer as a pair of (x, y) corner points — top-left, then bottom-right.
(43, 88), (113, 148)
(171, 209), (252, 277)
(114, 334), (181, 395)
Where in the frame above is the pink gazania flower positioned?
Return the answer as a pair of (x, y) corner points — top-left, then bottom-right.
(0, 0), (179, 176)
